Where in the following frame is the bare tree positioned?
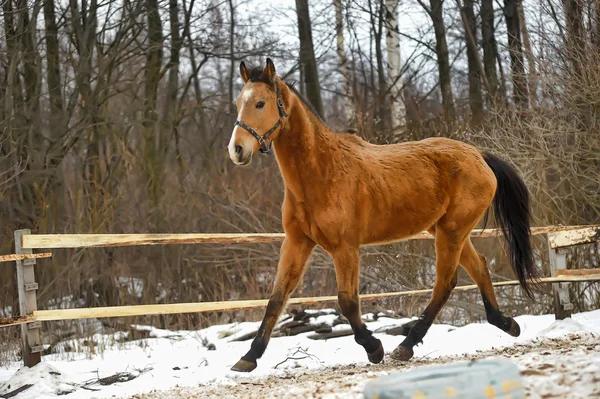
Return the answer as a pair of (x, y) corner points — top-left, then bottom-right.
(296, 0), (324, 118)
(504, 0), (528, 108)
(228, 0), (236, 115)
(421, 0), (456, 119)
(165, 0), (184, 179)
(462, 0), (484, 123)
(335, 0), (354, 123)
(385, 0), (405, 129)
(518, 1), (537, 107)
(481, 0), (498, 103)
(144, 0), (164, 203)
(562, 0), (585, 74)
(43, 0), (64, 134)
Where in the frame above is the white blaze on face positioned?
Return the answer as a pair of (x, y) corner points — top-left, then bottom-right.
(242, 87), (254, 102)
(227, 126), (240, 162)
(227, 88), (254, 163)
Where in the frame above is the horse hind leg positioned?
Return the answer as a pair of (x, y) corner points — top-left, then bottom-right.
(459, 239), (520, 337)
(333, 245), (384, 364)
(390, 226), (461, 361)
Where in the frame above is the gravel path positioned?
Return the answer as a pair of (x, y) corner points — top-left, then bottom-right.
(126, 334), (600, 399)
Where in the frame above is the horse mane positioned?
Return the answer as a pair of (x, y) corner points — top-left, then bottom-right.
(284, 82), (327, 124)
(284, 81), (360, 139)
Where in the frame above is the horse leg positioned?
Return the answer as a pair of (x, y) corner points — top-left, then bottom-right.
(459, 239), (520, 336)
(231, 233), (315, 372)
(390, 227), (462, 361)
(333, 245), (384, 364)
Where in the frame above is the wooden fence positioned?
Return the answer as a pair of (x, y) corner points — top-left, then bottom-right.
(1, 225), (599, 368)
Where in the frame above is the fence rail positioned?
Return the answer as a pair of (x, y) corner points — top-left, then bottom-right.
(2, 225), (599, 368)
(1, 273), (599, 328)
(20, 225), (598, 249)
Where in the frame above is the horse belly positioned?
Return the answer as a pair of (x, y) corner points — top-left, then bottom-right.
(360, 183), (448, 245)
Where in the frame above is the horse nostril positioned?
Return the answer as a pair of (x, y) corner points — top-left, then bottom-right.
(235, 145), (243, 156)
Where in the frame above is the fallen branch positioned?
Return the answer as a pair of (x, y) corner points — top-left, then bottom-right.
(274, 347), (323, 369)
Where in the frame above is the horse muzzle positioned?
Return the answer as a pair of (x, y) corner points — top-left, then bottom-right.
(229, 145), (253, 166)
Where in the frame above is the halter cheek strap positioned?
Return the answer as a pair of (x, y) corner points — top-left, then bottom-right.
(234, 80), (288, 154)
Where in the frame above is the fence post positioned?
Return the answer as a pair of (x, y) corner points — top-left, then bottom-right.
(547, 236), (572, 320)
(14, 229), (42, 367)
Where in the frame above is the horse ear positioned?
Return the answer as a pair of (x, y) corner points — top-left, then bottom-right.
(240, 61), (251, 83)
(261, 58), (276, 83)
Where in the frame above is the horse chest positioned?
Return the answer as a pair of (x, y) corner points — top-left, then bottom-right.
(290, 200), (341, 249)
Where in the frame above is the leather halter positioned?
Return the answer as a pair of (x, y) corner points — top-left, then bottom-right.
(233, 80), (288, 154)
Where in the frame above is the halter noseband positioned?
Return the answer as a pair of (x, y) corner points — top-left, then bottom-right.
(233, 80), (288, 154)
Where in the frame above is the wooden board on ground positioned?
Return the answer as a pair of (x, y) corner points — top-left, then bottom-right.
(307, 329), (354, 340)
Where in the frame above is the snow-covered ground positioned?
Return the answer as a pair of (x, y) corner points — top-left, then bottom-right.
(1, 309), (599, 399)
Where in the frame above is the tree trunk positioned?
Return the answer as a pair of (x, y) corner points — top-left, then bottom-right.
(43, 0), (63, 132)
(17, 0), (42, 142)
(385, 0), (405, 130)
(228, 0), (236, 116)
(463, 0), (483, 124)
(334, 0), (354, 124)
(182, 0), (203, 131)
(372, 0), (390, 133)
(430, 0), (455, 119)
(518, 2), (537, 108)
(504, 0), (528, 108)
(596, 0), (600, 52)
(481, 0), (498, 104)
(144, 0), (164, 203)
(496, 46), (509, 106)
(295, 0), (324, 119)
(166, 0), (183, 180)
(562, 0), (585, 74)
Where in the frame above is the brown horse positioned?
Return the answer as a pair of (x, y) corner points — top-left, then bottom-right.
(227, 58), (538, 373)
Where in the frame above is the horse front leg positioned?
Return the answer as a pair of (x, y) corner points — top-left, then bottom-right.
(333, 245), (384, 364)
(230, 233), (315, 372)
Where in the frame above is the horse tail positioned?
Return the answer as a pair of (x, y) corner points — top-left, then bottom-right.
(482, 152), (539, 299)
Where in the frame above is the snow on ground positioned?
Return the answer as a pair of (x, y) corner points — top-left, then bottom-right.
(0, 309), (599, 399)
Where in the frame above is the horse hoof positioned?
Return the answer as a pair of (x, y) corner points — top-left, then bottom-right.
(230, 358), (257, 373)
(507, 318), (521, 337)
(367, 341), (384, 364)
(390, 345), (413, 361)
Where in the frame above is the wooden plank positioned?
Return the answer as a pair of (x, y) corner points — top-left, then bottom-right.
(0, 253), (52, 263)
(307, 329), (354, 340)
(22, 233), (287, 249)
(21, 225), (596, 249)
(548, 226), (600, 249)
(1, 274), (599, 329)
(555, 268), (600, 277)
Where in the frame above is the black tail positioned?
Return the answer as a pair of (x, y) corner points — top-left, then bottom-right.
(483, 152), (539, 299)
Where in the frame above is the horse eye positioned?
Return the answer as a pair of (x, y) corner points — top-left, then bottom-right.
(256, 101), (265, 109)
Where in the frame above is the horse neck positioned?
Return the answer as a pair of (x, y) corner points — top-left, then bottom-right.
(273, 91), (335, 201)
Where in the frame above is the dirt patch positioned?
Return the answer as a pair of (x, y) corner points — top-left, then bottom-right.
(126, 334), (600, 399)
